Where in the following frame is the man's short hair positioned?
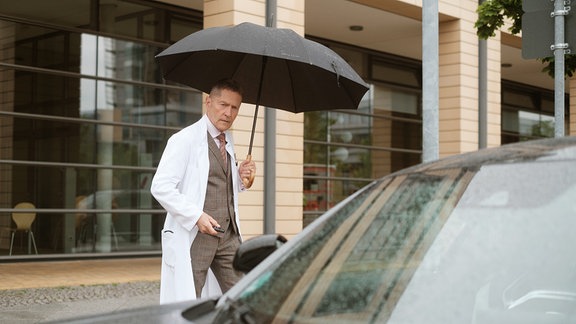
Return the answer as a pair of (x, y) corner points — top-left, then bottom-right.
(210, 78), (244, 98)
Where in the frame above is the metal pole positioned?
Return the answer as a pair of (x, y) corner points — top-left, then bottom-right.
(478, 0), (487, 149)
(422, 0), (439, 161)
(264, 0), (276, 234)
(552, 0), (567, 137)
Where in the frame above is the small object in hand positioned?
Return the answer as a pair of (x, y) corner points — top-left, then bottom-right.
(213, 226), (225, 233)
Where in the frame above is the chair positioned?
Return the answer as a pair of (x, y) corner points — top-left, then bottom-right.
(9, 202), (38, 255)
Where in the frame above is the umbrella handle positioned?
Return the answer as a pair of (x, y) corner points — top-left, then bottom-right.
(242, 154), (255, 189)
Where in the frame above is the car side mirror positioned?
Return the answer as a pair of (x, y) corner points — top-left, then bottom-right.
(233, 234), (287, 273)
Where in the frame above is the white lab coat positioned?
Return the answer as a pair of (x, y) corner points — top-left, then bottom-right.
(151, 115), (243, 304)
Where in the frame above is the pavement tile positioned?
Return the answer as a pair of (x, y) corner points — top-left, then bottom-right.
(0, 258), (161, 290)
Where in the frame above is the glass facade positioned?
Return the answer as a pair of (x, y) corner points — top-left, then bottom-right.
(0, 0), (202, 256)
(501, 81), (568, 144)
(1, 1), (566, 258)
(303, 44), (423, 225)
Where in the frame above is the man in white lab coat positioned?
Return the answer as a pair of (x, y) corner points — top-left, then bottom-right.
(151, 79), (255, 304)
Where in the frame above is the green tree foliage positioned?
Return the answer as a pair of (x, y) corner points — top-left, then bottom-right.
(475, 0), (576, 77)
(475, 0), (523, 38)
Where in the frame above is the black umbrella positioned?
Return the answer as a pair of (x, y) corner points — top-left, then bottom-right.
(156, 22), (369, 186)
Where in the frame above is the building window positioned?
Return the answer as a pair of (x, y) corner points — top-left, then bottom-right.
(303, 43), (422, 226)
(0, 1), (201, 256)
(501, 81), (568, 144)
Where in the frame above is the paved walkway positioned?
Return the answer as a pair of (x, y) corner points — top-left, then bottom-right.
(0, 258), (163, 323)
(0, 257), (161, 290)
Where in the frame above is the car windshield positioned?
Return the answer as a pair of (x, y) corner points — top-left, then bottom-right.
(220, 159), (576, 323)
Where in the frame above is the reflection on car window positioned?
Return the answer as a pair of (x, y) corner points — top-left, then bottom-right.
(388, 161), (576, 323)
(220, 181), (381, 323)
(224, 168), (474, 323)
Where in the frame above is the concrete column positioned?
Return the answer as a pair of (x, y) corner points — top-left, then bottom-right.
(95, 2), (118, 252)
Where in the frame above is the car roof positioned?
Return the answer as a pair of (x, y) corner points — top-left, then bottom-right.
(396, 136), (576, 175)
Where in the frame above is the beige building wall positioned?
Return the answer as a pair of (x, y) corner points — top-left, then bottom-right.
(202, 0), (305, 239)
(438, 18), (478, 157)
(438, 0), (500, 151)
(438, 2), (490, 157)
(486, 34), (502, 146)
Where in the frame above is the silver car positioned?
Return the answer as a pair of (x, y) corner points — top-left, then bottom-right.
(61, 136), (576, 323)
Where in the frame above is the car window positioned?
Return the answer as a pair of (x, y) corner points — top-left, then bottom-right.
(217, 180), (382, 322)
(219, 168), (474, 323)
(222, 159), (576, 323)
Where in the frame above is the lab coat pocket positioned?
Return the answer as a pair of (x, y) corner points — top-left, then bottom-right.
(161, 229), (176, 269)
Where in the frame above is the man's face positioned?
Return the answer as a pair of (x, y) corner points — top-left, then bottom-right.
(205, 89), (242, 132)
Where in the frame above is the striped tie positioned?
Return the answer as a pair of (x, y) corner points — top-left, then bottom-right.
(217, 133), (227, 163)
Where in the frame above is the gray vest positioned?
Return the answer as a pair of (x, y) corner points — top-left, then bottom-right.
(204, 133), (238, 234)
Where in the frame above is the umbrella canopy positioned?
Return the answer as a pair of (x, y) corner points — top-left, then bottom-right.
(156, 22), (369, 188)
(155, 22), (369, 113)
